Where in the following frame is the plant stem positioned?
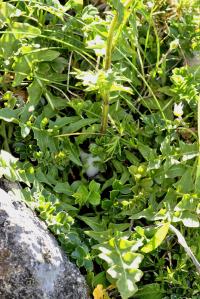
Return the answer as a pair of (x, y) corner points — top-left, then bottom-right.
(170, 224), (200, 274)
(101, 92), (110, 133)
(101, 0), (134, 133)
(1, 122), (10, 152)
(104, 13), (118, 71)
(101, 12), (118, 133)
(195, 95), (200, 193)
(112, 9), (132, 50)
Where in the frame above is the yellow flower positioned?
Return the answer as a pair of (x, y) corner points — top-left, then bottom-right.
(93, 284), (111, 299)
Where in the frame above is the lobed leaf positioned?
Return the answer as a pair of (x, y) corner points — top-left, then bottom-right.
(94, 237), (143, 299)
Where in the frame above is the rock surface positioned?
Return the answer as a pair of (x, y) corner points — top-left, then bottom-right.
(186, 51), (200, 67)
(0, 181), (90, 299)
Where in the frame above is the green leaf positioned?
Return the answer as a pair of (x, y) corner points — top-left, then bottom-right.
(54, 182), (73, 196)
(79, 216), (106, 231)
(0, 2), (22, 23)
(108, 0), (124, 23)
(180, 141), (198, 161)
(133, 283), (163, 299)
(0, 150), (19, 182)
(71, 245), (93, 271)
(87, 191), (101, 206)
(169, 224), (200, 273)
(27, 79), (43, 105)
(174, 168), (194, 193)
(141, 223), (170, 253)
(165, 164), (186, 178)
(62, 118), (98, 134)
(28, 49), (60, 62)
(85, 230), (113, 243)
(44, 90), (57, 110)
(195, 157), (200, 194)
(20, 124), (31, 138)
(42, 93), (69, 111)
(0, 150), (18, 165)
(65, 0), (83, 12)
(0, 33), (19, 59)
(49, 116), (80, 129)
(35, 168), (52, 186)
(11, 22), (41, 38)
(51, 57), (68, 73)
(87, 180), (101, 206)
(37, 72), (67, 82)
(94, 237), (143, 299)
(65, 139), (82, 166)
(33, 2), (65, 20)
(12, 50), (60, 87)
(130, 207), (156, 220)
(137, 143), (156, 161)
(33, 129), (57, 152)
(175, 194), (198, 212)
(0, 108), (19, 123)
(73, 184), (88, 206)
(111, 84), (133, 94)
(181, 211), (199, 228)
(12, 56), (31, 86)
(89, 180), (100, 192)
(92, 271), (107, 288)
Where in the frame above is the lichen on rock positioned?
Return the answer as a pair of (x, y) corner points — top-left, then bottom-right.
(0, 182), (90, 299)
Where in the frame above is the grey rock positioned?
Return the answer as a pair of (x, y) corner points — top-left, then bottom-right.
(186, 51), (200, 67)
(0, 184), (90, 299)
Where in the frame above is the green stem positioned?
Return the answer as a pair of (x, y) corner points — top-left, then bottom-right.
(101, 93), (110, 134)
(101, 13), (118, 133)
(112, 8), (132, 50)
(101, 0), (134, 133)
(1, 122), (10, 152)
(104, 13), (119, 71)
(170, 224), (200, 274)
(195, 95), (200, 193)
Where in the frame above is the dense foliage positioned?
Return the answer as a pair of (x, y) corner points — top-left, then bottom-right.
(0, 0), (200, 298)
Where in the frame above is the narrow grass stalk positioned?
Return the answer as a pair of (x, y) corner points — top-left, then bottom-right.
(195, 95), (200, 193)
(104, 13), (118, 71)
(170, 224), (200, 274)
(116, 48), (167, 122)
(100, 12), (119, 134)
(101, 0), (134, 133)
(101, 92), (110, 133)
